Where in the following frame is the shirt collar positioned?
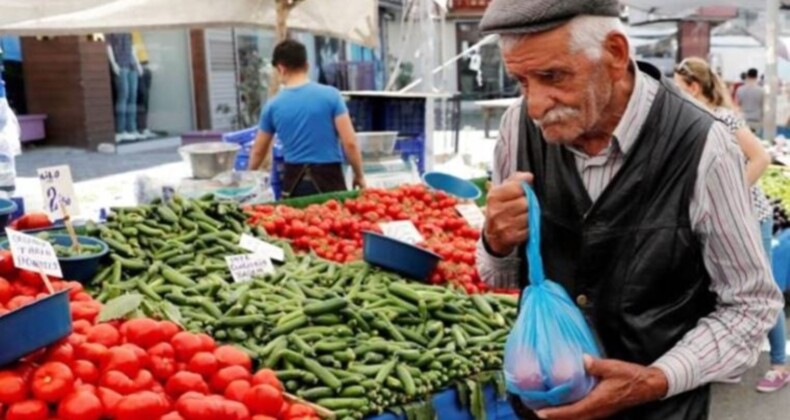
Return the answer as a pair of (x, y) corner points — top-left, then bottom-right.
(611, 61), (646, 155)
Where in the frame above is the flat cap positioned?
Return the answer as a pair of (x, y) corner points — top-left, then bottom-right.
(479, 0), (621, 35)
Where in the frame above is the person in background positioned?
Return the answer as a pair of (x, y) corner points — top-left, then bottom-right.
(737, 68), (766, 134)
(675, 57), (788, 393)
(248, 39), (365, 198)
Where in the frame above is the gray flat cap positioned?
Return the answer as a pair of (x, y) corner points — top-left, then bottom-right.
(480, 0), (621, 35)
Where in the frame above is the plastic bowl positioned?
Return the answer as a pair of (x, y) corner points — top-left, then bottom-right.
(0, 198), (18, 228)
(0, 290), (72, 367)
(422, 172), (481, 200)
(363, 231), (441, 281)
(0, 234), (109, 283)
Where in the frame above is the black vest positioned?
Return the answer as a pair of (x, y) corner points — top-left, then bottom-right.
(516, 63), (716, 420)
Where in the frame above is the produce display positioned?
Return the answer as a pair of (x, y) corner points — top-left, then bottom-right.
(246, 185), (486, 293)
(34, 232), (105, 258)
(0, 256), (319, 420)
(760, 167), (790, 232)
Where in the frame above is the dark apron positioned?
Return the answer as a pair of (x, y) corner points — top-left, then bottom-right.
(282, 163), (347, 198)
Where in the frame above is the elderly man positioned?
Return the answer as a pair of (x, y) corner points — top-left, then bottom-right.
(476, 1), (784, 419)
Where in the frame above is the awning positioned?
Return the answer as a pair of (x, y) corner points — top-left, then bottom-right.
(0, 0), (379, 47)
(623, 0), (789, 15)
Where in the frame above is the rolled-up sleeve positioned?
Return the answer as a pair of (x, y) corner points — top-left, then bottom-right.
(477, 102), (523, 289)
(652, 121), (784, 397)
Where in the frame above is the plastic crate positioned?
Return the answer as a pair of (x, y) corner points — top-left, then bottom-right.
(384, 99), (425, 137)
(395, 136), (425, 174)
(347, 98), (374, 132)
(223, 127), (257, 155)
(234, 153), (250, 171)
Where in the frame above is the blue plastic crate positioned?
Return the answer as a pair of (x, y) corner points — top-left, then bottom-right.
(347, 98), (374, 132)
(234, 153), (250, 171)
(384, 99), (425, 137)
(223, 127), (257, 155)
(396, 136), (425, 174)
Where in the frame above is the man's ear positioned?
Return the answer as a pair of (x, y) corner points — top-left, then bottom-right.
(602, 32), (631, 80)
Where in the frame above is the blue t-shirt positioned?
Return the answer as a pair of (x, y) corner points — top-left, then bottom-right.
(259, 82), (347, 164)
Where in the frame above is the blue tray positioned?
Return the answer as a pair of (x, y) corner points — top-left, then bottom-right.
(0, 234), (109, 283)
(423, 172), (481, 201)
(0, 290), (72, 367)
(0, 198), (18, 228)
(363, 231), (441, 281)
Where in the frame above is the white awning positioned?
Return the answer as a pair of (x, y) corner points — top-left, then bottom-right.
(0, 0), (379, 47)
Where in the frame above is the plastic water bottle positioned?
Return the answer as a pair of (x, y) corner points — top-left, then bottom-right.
(0, 78), (20, 196)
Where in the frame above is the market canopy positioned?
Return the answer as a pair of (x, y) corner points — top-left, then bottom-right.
(0, 0), (378, 47)
(623, 0), (790, 15)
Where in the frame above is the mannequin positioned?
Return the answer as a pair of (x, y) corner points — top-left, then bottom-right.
(132, 32), (154, 139)
(107, 33), (143, 143)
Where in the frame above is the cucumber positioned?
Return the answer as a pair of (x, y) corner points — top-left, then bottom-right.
(304, 297), (348, 317)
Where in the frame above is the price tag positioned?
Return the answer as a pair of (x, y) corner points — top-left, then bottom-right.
(5, 229), (63, 278)
(37, 165), (79, 219)
(455, 204), (485, 230)
(225, 254), (274, 283)
(379, 221), (424, 245)
(239, 234), (285, 262)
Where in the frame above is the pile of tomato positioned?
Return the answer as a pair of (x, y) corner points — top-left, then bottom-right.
(0, 254), (318, 420)
(246, 185), (487, 293)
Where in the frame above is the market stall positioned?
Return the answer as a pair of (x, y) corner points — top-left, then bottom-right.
(0, 171), (524, 420)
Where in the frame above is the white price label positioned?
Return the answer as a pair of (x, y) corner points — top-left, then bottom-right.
(37, 165), (79, 219)
(379, 221), (424, 245)
(239, 234), (285, 262)
(6, 229), (63, 278)
(455, 204), (485, 230)
(225, 254), (274, 283)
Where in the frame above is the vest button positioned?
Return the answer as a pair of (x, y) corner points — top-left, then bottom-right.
(576, 294), (589, 306)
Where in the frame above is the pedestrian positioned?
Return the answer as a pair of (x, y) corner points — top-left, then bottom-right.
(673, 57), (786, 392)
(476, 0), (784, 419)
(736, 68), (765, 134)
(248, 39), (366, 198)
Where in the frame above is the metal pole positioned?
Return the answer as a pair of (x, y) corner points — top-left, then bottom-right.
(765, 0), (779, 143)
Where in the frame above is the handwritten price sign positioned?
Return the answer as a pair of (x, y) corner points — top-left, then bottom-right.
(37, 165), (79, 219)
(225, 254), (274, 283)
(6, 229), (63, 278)
(379, 221), (424, 245)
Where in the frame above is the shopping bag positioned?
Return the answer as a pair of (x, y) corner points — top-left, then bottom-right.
(772, 229), (790, 292)
(504, 183), (601, 410)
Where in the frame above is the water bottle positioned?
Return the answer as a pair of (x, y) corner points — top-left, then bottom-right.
(0, 78), (20, 196)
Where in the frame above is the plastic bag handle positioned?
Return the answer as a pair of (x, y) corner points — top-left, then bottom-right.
(522, 182), (545, 286)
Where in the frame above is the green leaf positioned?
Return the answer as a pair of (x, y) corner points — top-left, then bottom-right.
(98, 293), (143, 322)
(160, 301), (184, 327)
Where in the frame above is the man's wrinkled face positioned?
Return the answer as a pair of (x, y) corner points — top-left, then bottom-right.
(503, 26), (613, 144)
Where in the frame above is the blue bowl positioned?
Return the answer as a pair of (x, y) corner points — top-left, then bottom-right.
(0, 290), (72, 367)
(363, 231), (442, 281)
(422, 172), (481, 200)
(0, 234), (109, 283)
(0, 198), (18, 228)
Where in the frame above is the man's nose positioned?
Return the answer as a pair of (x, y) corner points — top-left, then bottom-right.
(525, 86), (554, 121)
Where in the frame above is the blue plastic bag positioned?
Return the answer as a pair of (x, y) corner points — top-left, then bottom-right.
(504, 183), (601, 410)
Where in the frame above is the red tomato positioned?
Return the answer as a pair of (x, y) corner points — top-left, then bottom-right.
(0, 373), (27, 404)
(158, 321), (180, 341)
(121, 318), (163, 349)
(187, 352), (218, 379)
(0, 250), (16, 276)
(114, 391), (170, 420)
(75, 342), (108, 365)
(97, 386), (122, 417)
(101, 347), (140, 377)
(71, 360), (100, 385)
(0, 277), (12, 304)
(213, 346), (251, 370)
(242, 384), (283, 416)
(165, 371), (210, 398)
(45, 342), (74, 365)
(5, 399), (48, 420)
(31, 362), (75, 403)
(250, 369), (283, 392)
(210, 366), (251, 394)
(86, 323), (121, 348)
(224, 380), (251, 402)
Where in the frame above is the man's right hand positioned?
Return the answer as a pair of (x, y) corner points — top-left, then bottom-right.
(484, 172), (533, 256)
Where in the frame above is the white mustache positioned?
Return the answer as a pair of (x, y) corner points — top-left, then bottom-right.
(537, 106), (581, 126)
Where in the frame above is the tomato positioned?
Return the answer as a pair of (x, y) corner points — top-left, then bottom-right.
(171, 332), (204, 362)
(0, 251), (15, 276)
(121, 318), (163, 349)
(132, 370), (155, 392)
(115, 391), (170, 420)
(148, 356), (176, 382)
(5, 399), (48, 420)
(6, 296), (34, 310)
(69, 301), (101, 323)
(285, 403), (316, 419)
(31, 362), (75, 403)
(97, 387), (122, 417)
(221, 399), (250, 420)
(17, 270), (43, 289)
(250, 369), (282, 392)
(100, 370), (137, 395)
(120, 344), (149, 369)
(213, 346), (252, 371)
(165, 372), (210, 398)
(224, 380), (251, 402)
(161, 412), (186, 420)
(243, 384), (283, 416)
(159, 321), (180, 341)
(196, 334), (215, 352)
(75, 342), (108, 365)
(148, 342), (175, 359)
(57, 391), (102, 420)
(0, 277), (12, 304)
(187, 352), (218, 378)
(71, 360), (100, 385)
(101, 347), (140, 377)
(210, 366), (251, 394)
(0, 373), (30, 405)
(45, 342), (74, 364)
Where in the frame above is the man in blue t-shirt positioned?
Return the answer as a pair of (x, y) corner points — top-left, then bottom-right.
(249, 39), (365, 197)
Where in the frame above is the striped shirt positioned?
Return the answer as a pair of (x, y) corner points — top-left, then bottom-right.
(477, 67), (784, 398)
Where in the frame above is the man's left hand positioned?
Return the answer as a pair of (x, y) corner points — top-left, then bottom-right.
(536, 355), (669, 420)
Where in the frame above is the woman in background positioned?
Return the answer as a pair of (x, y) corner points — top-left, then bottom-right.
(675, 57), (785, 393)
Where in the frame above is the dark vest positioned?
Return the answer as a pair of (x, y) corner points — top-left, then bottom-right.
(515, 62), (716, 420)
